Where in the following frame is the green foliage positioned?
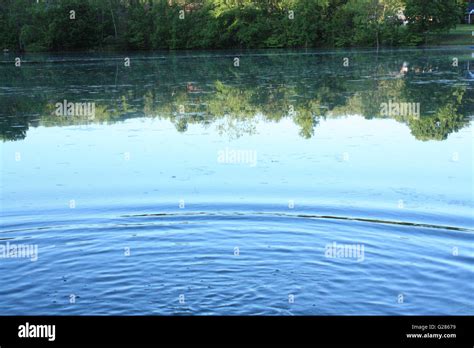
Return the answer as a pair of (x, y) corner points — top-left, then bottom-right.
(1, 52), (470, 142)
(0, 0), (465, 51)
(408, 88), (469, 141)
(404, 0), (463, 44)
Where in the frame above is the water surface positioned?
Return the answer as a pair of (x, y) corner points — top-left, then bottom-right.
(0, 48), (473, 315)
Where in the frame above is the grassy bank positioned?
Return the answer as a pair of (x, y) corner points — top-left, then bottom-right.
(432, 24), (474, 46)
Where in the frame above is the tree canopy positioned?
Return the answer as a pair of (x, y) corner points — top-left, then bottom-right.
(1, 51), (471, 142)
(0, 0), (465, 52)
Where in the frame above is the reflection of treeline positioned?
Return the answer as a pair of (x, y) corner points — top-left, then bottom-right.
(0, 0), (464, 52)
(146, 78), (471, 141)
(1, 62), (471, 142)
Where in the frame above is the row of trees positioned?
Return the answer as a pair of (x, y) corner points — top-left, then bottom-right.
(0, 0), (465, 51)
(2, 79), (469, 142)
(1, 52), (471, 141)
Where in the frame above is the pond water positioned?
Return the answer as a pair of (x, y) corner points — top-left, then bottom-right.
(0, 48), (473, 315)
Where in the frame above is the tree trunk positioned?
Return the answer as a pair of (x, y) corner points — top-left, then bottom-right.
(109, 0), (118, 39)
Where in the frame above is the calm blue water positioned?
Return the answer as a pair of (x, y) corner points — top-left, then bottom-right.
(0, 48), (473, 315)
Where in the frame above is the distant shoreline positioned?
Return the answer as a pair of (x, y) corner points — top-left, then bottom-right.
(2, 43), (473, 56)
